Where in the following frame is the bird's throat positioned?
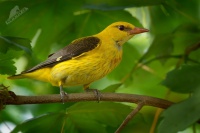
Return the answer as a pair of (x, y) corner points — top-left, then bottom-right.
(115, 40), (122, 51)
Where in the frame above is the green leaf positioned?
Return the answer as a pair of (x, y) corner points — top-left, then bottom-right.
(172, 23), (200, 55)
(66, 102), (131, 127)
(140, 34), (174, 63)
(12, 102), (133, 133)
(73, 10), (142, 38)
(0, 36), (31, 54)
(0, 0), (78, 58)
(162, 65), (200, 93)
(158, 88), (200, 133)
(165, 0), (200, 23)
(84, 0), (164, 10)
(149, 4), (181, 35)
(0, 50), (23, 75)
(0, 59), (16, 75)
(11, 112), (66, 133)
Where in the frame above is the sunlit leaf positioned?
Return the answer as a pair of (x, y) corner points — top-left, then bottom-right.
(0, 59), (16, 75)
(0, 50), (23, 75)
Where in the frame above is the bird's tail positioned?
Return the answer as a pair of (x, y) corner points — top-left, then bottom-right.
(8, 68), (51, 83)
(7, 74), (25, 79)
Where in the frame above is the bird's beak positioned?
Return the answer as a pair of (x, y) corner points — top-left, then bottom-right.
(129, 27), (149, 35)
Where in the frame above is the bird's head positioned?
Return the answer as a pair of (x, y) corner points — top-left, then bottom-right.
(101, 21), (149, 46)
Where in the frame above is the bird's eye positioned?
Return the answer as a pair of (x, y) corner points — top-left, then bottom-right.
(118, 25), (125, 31)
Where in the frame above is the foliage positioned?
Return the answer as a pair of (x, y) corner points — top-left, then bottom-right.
(11, 102), (143, 133)
(0, 0), (200, 133)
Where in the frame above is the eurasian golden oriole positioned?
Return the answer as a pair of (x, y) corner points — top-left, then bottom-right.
(8, 21), (149, 102)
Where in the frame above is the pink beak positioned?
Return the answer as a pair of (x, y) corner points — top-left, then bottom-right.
(129, 27), (149, 35)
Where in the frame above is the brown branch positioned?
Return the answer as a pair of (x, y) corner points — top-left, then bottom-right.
(2, 90), (174, 132)
(4, 92), (173, 109)
(115, 102), (145, 133)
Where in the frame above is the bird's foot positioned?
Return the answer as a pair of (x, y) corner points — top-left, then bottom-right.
(85, 88), (101, 102)
(59, 86), (68, 104)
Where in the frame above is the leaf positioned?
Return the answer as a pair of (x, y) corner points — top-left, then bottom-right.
(0, 0), (78, 58)
(66, 102), (132, 127)
(162, 65), (200, 93)
(158, 88), (200, 133)
(140, 34), (174, 63)
(73, 10), (142, 38)
(0, 36), (31, 54)
(149, 4), (181, 35)
(12, 102), (133, 133)
(0, 50), (23, 75)
(0, 59), (16, 75)
(11, 112), (66, 133)
(84, 0), (164, 10)
(172, 23), (200, 55)
(165, 0), (200, 23)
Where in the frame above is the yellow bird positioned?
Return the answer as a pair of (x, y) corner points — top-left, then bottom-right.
(8, 22), (148, 101)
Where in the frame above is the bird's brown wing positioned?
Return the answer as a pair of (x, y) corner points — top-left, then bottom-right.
(23, 36), (100, 73)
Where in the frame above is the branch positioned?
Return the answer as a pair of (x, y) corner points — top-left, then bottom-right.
(115, 102), (145, 133)
(1, 88), (174, 132)
(4, 92), (173, 109)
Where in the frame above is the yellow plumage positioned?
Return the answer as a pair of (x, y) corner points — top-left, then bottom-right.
(8, 21), (148, 100)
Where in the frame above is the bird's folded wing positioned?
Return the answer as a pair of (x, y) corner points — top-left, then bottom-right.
(23, 36), (100, 73)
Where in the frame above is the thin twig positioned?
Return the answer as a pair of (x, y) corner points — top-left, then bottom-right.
(150, 108), (163, 133)
(121, 53), (200, 84)
(115, 102), (145, 133)
(121, 54), (182, 83)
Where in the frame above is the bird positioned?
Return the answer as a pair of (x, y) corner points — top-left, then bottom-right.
(8, 21), (149, 102)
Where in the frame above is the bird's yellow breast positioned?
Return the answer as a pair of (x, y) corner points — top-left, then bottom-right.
(49, 38), (122, 86)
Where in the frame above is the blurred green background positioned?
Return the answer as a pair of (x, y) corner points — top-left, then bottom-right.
(0, 0), (200, 133)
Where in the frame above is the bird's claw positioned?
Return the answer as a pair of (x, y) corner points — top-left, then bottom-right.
(86, 88), (101, 102)
(59, 85), (68, 104)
